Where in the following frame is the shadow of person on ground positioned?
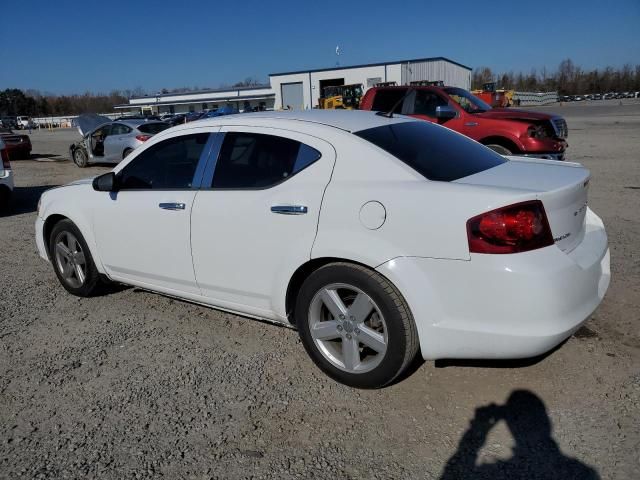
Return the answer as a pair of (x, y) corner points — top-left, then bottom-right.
(440, 390), (599, 480)
(0, 185), (59, 216)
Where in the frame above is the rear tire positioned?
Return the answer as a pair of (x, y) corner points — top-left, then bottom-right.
(73, 148), (88, 168)
(485, 144), (513, 156)
(123, 148), (133, 159)
(295, 262), (419, 388)
(49, 219), (102, 297)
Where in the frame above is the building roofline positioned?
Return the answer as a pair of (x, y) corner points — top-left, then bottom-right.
(269, 56), (472, 77)
(129, 84), (272, 101)
(115, 93), (275, 109)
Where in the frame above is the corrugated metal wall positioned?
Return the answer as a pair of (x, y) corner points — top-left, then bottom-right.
(401, 60), (471, 89)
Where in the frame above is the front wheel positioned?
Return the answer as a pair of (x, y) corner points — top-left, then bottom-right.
(295, 263), (419, 388)
(485, 144), (513, 156)
(49, 219), (102, 296)
(73, 148), (88, 168)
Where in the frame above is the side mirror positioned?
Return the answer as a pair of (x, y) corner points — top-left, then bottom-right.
(435, 105), (457, 119)
(92, 172), (118, 192)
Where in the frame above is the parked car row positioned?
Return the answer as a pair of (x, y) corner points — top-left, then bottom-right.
(36, 110), (611, 387)
(560, 91), (639, 102)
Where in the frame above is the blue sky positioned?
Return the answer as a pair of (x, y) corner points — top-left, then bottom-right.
(1, 0), (638, 94)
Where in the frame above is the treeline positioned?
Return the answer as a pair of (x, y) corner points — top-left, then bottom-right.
(0, 88), (132, 117)
(0, 76), (266, 117)
(472, 59), (640, 94)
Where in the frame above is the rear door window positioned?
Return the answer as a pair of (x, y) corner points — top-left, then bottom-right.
(371, 89), (409, 114)
(111, 123), (132, 135)
(211, 132), (321, 188)
(355, 121), (505, 182)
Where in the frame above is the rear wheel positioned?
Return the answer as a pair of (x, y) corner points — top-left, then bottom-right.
(73, 148), (88, 168)
(123, 148), (133, 159)
(296, 263), (419, 388)
(49, 219), (102, 296)
(485, 144), (513, 156)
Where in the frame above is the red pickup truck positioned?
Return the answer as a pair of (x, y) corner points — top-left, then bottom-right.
(360, 85), (568, 160)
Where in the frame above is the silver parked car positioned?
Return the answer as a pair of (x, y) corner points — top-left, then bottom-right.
(70, 114), (170, 167)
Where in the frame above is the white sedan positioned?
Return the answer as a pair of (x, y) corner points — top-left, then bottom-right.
(35, 111), (610, 388)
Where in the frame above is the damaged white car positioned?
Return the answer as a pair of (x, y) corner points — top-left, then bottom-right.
(69, 114), (170, 167)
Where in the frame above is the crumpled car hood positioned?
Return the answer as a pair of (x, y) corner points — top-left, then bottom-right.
(74, 114), (112, 137)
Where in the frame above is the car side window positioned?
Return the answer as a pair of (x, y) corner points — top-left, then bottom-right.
(118, 133), (209, 190)
(94, 124), (111, 137)
(371, 89), (408, 113)
(211, 132), (321, 189)
(111, 123), (132, 135)
(412, 91), (448, 117)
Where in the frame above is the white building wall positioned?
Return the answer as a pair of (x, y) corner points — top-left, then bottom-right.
(270, 60), (471, 109)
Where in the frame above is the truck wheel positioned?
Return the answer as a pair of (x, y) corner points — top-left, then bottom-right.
(486, 144), (512, 156)
(73, 148), (88, 168)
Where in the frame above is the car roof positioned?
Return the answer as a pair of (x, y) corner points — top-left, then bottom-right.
(183, 110), (416, 133)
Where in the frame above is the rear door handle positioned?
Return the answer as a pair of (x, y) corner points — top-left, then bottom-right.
(159, 202), (186, 210)
(271, 205), (308, 215)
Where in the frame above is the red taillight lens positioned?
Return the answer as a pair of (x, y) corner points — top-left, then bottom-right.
(1, 148), (10, 169)
(467, 200), (554, 254)
(135, 134), (152, 142)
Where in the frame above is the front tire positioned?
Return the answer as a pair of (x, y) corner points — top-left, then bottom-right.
(295, 263), (419, 388)
(49, 219), (102, 296)
(73, 148), (88, 168)
(485, 144), (513, 156)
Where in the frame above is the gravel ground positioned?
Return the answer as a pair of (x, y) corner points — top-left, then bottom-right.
(1, 102), (639, 479)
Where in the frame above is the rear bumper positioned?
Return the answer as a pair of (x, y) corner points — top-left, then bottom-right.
(377, 208), (610, 360)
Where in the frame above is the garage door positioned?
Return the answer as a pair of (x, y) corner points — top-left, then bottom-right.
(281, 82), (304, 110)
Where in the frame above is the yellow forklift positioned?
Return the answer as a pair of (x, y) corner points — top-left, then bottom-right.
(318, 83), (363, 109)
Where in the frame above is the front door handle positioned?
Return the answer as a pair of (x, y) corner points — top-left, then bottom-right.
(271, 205), (308, 215)
(159, 202), (186, 210)
(464, 122), (479, 127)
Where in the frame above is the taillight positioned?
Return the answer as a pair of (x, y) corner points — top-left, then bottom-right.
(136, 134), (152, 142)
(1, 147), (10, 169)
(467, 200), (554, 254)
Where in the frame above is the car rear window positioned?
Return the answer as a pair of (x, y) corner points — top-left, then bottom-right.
(137, 122), (170, 135)
(354, 121), (506, 182)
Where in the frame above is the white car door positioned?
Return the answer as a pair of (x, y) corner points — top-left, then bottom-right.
(190, 127), (336, 319)
(93, 130), (216, 294)
(102, 123), (127, 162)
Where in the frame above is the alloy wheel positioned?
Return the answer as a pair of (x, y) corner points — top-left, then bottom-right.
(54, 231), (87, 289)
(308, 283), (388, 373)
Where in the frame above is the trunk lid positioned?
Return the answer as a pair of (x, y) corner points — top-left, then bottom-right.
(456, 157), (590, 253)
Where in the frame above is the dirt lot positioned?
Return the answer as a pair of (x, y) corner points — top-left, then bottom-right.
(1, 102), (639, 479)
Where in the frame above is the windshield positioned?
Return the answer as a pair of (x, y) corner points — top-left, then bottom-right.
(355, 121), (505, 182)
(444, 87), (492, 113)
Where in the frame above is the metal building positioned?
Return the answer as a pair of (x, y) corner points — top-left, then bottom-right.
(270, 57), (472, 110)
(115, 56), (471, 114)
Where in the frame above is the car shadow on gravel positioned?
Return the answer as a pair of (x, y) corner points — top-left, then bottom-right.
(0, 185), (59, 217)
(440, 390), (600, 479)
